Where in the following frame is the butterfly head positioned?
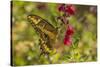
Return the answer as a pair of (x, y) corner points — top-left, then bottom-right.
(27, 15), (41, 24)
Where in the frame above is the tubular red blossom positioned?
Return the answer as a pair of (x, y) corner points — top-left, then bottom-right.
(58, 4), (76, 15)
(64, 25), (74, 46)
(64, 36), (72, 46)
(58, 4), (65, 12)
(66, 25), (74, 36)
(65, 5), (76, 15)
(57, 4), (76, 46)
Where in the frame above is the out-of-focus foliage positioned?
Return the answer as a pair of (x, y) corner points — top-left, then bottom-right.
(11, 1), (97, 66)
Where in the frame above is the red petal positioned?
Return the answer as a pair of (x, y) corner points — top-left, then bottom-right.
(58, 4), (65, 12)
(65, 5), (76, 15)
(64, 36), (72, 46)
(66, 25), (74, 36)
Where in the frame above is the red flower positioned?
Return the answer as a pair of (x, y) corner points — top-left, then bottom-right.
(64, 25), (74, 46)
(64, 36), (72, 46)
(57, 4), (76, 46)
(58, 4), (65, 12)
(66, 25), (74, 36)
(65, 5), (76, 15)
(58, 4), (76, 15)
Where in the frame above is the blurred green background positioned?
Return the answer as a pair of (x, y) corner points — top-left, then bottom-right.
(11, 1), (97, 66)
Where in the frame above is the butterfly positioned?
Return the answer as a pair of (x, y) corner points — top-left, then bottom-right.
(27, 14), (58, 55)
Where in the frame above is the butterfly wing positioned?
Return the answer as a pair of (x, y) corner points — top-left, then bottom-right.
(27, 15), (58, 40)
(27, 14), (57, 54)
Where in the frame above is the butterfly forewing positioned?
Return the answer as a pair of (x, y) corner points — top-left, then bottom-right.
(27, 15), (58, 39)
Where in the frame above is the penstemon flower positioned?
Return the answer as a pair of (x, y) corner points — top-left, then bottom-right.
(58, 4), (65, 12)
(64, 35), (72, 46)
(66, 25), (74, 36)
(58, 4), (76, 15)
(65, 4), (76, 15)
(57, 4), (76, 46)
(64, 25), (74, 46)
